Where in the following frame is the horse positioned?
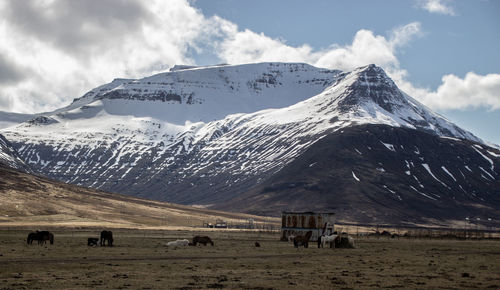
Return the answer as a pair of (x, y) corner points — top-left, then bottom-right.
(88, 238), (99, 246)
(27, 231), (54, 245)
(37, 231), (54, 245)
(100, 230), (113, 247)
(334, 235), (355, 248)
(192, 235), (214, 246)
(287, 235), (296, 242)
(166, 239), (190, 247)
(318, 234), (338, 248)
(293, 231), (312, 248)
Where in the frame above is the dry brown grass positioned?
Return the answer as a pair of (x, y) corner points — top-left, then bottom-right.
(0, 229), (498, 289)
(0, 166), (279, 229)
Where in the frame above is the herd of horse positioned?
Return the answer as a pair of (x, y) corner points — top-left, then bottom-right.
(26, 231), (216, 248)
(27, 230), (113, 247)
(26, 229), (353, 249)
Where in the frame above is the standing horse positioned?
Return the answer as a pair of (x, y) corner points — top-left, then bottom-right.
(100, 230), (113, 247)
(293, 231), (312, 248)
(318, 234), (338, 248)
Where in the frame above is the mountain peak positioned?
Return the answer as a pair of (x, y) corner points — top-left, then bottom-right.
(356, 63), (385, 73)
(333, 64), (403, 113)
(308, 63), (480, 142)
(351, 64), (396, 90)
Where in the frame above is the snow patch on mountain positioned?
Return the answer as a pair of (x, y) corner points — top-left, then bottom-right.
(0, 134), (31, 172)
(422, 163), (448, 188)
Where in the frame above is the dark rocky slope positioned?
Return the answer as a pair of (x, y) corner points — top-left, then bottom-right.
(216, 124), (500, 226)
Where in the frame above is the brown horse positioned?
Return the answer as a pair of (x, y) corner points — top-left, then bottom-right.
(192, 235), (214, 246)
(100, 230), (113, 246)
(293, 231), (312, 248)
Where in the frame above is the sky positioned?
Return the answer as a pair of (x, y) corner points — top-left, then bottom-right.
(0, 0), (499, 144)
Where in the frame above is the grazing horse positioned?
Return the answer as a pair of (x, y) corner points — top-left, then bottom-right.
(166, 239), (190, 247)
(100, 230), (113, 247)
(293, 231), (312, 248)
(192, 235), (214, 246)
(37, 231), (54, 245)
(318, 234), (338, 248)
(27, 231), (54, 245)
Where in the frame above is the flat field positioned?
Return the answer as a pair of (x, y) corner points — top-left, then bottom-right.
(0, 229), (498, 289)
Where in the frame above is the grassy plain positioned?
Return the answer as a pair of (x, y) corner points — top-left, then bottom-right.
(0, 229), (498, 289)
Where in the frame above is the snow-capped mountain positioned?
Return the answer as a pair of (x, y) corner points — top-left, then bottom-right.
(1, 62), (498, 223)
(0, 62), (340, 194)
(60, 62), (341, 124)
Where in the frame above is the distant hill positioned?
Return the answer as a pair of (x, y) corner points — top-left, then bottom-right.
(0, 164), (276, 229)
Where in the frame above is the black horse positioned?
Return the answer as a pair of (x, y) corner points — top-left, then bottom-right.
(27, 231), (54, 245)
(100, 230), (113, 246)
(192, 235), (214, 246)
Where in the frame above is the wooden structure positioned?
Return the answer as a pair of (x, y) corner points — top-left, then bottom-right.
(281, 212), (335, 241)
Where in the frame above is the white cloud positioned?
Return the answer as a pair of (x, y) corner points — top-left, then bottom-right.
(417, 0), (455, 15)
(0, 0), (213, 113)
(216, 28), (314, 64)
(411, 72), (500, 110)
(217, 22), (422, 73)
